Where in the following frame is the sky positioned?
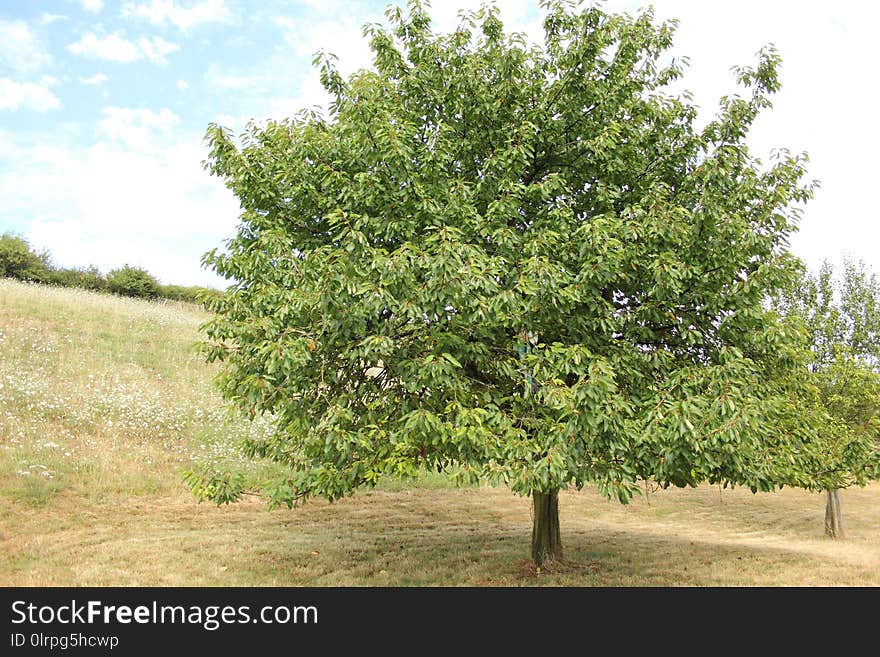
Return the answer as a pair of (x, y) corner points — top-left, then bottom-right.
(0, 0), (877, 288)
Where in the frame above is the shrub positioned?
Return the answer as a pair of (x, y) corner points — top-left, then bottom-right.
(106, 265), (160, 299)
(158, 284), (200, 303)
(158, 284), (221, 305)
(2, 234), (215, 303)
(0, 233), (51, 282)
(49, 266), (106, 291)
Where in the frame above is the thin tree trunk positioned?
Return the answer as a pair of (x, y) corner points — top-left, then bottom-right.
(824, 488), (844, 539)
(531, 489), (563, 566)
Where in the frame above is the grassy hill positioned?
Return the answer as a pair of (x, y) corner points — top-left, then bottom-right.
(1, 277), (878, 586)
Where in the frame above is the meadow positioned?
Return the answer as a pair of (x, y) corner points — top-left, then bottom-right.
(1, 277), (878, 586)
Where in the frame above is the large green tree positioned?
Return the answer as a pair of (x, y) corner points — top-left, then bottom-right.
(192, 1), (817, 565)
(773, 260), (880, 538)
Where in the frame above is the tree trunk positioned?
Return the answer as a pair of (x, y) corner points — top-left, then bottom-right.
(824, 488), (844, 539)
(531, 490), (563, 566)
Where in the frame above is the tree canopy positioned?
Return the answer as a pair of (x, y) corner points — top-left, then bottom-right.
(191, 1), (820, 564)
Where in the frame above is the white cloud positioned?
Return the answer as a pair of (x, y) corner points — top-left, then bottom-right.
(175, 79), (189, 90)
(67, 32), (179, 64)
(0, 20), (52, 74)
(39, 13), (69, 25)
(259, 69), (330, 124)
(81, 0), (105, 12)
(0, 78), (61, 112)
(96, 106), (180, 151)
(271, 15), (372, 78)
(204, 65), (263, 91)
(81, 73), (108, 85)
(124, 0), (231, 30)
(67, 33), (141, 62)
(0, 119), (237, 287)
(271, 16), (295, 30)
(259, 13), (374, 121)
(137, 36), (180, 64)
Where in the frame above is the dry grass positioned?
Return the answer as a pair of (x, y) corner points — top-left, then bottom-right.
(3, 484), (878, 587)
(1, 278), (879, 587)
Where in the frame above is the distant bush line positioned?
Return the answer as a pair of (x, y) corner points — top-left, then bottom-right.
(0, 232), (220, 305)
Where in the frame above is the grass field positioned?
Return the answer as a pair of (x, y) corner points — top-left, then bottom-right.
(2, 277), (878, 586)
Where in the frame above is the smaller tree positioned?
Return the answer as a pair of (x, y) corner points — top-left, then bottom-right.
(0, 233), (51, 282)
(774, 260), (880, 537)
(106, 265), (160, 299)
